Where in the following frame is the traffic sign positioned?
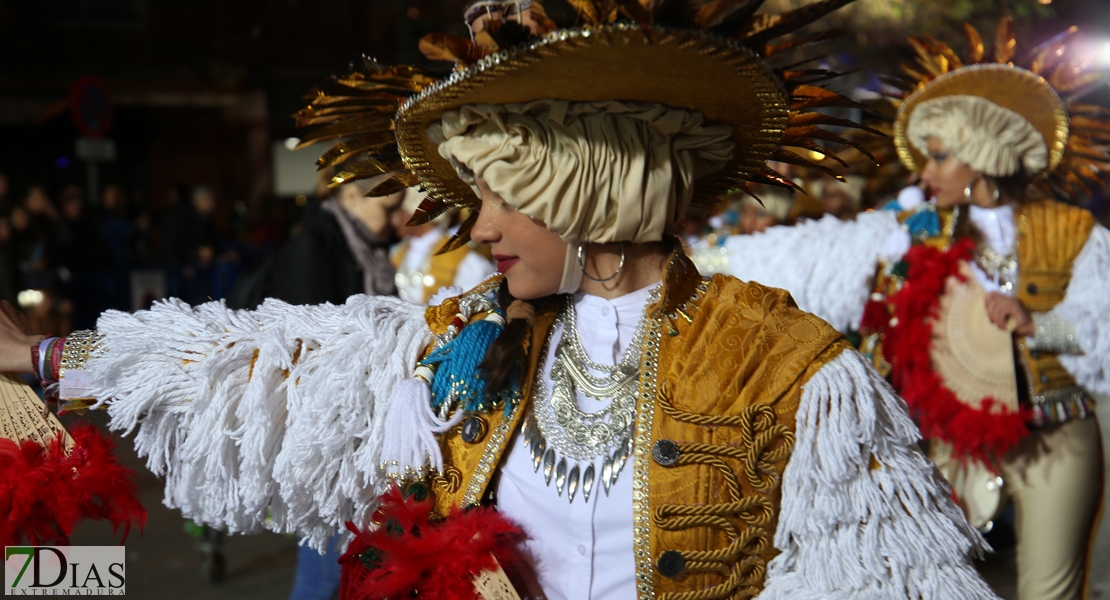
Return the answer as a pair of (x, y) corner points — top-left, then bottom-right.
(70, 75), (114, 137)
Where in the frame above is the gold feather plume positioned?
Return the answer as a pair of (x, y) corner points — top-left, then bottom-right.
(294, 0), (874, 246)
(894, 18), (1110, 202)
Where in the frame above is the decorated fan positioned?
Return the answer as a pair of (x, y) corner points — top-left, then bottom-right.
(929, 261), (1019, 414)
(0, 374), (145, 546)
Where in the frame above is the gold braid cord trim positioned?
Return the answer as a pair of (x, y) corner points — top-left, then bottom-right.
(641, 265), (845, 599)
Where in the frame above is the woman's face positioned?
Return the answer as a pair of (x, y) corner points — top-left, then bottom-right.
(470, 177), (568, 300)
(920, 137), (980, 208)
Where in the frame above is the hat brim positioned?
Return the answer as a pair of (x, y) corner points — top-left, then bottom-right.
(894, 64), (1068, 175)
(396, 24), (789, 216)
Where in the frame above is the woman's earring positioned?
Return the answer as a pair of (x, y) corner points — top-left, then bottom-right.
(987, 178), (1001, 206)
(963, 176), (980, 205)
(578, 242), (625, 283)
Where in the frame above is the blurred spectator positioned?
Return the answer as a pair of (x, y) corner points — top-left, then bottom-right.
(228, 176), (402, 309)
(738, 187), (795, 234)
(55, 185), (101, 272)
(389, 187), (494, 305)
(819, 175), (866, 220)
(0, 216), (18, 305)
(0, 172), (10, 213)
(99, 184), (135, 270)
(12, 186), (57, 289)
(160, 185), (218, 270)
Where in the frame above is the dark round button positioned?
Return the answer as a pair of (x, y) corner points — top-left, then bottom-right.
(1030, 350), (1041, 359)
(461, 416), (487, 444)
(657, 550), (685, 578)
(1039, 374), (1050, 384)
(1026, 283), (1038, 295)
(652, 439), (680, 467)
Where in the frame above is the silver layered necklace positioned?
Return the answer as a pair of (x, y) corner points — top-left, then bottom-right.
(521, 287), (658, 503)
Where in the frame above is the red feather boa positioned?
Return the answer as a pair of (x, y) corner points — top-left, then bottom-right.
(340, 485), (527, 600)
(884, 239), (1030, 465)
(0, 424), (147, 546)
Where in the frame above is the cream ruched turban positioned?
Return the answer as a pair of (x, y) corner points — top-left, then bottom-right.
(435, 100), (734, 244)
(907, 95), (1048, 177)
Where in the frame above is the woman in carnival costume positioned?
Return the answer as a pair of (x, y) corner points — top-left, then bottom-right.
(723, 21), (1108, 600)
(0, 1), (999, 598)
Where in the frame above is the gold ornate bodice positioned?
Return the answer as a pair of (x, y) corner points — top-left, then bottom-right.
(425, 251), (846, 598)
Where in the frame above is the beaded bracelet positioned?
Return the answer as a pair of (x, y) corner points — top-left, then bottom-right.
(33, 336), (66, 384)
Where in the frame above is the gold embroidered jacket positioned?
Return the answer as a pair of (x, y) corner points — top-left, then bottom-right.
(424, 251), (846, 598)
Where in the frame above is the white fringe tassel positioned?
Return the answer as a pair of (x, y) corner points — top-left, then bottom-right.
(762, 349), (1000, 599)
(84, 294), (434, 551)
(378, 377), (465, 480)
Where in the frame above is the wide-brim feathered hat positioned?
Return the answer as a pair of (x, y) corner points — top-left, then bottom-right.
(890, 19), (1110, 198)
(296, 0), (874, 251)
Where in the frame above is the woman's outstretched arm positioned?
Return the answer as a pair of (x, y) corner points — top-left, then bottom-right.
(1, 295), (431, 551)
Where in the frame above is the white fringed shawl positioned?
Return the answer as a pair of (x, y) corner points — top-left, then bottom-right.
(1054, 224), (1110, 396)
(721, 211), (901, 333)
(763, 349), (998, 599)
(83, 295), (432, 550)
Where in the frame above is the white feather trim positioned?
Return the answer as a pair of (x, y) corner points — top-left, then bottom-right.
(1055, 224), (1110, 395)
(762, 349), (998, 599)
(720, 211), (900, 332)
(84, 294), (432, 550)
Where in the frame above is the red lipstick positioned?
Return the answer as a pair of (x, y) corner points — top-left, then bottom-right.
(493, 254), (520, 273)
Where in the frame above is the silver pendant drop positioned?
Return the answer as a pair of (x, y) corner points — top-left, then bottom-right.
(582, 464), (595, 503)
(602, 453), (614, 496)
(555, 457), (568, 496)
(543, 448), (556, 485)
(567, 464), (580, 502)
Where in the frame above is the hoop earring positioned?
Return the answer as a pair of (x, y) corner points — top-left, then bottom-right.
(577, 242), (625, 283)
(985, 178), (1001, 206)
(963, 176), (980, 205)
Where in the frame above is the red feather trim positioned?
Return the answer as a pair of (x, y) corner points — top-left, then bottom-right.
(884, 239), (1030, 465)
(340, 485), (527, 600)
(0, 424), (147, 546)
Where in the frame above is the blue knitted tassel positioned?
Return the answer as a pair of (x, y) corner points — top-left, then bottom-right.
(421, 314), (520, 416)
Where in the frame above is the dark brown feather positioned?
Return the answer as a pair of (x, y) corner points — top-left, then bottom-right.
(486, 20), (536, 50)
(787, 112), (883, 136)
(779, 136), (850, 168)
(963, 22), (985, 64)
(789, 84), (868, 111)
(315, 134), (398, 170)
(771, 148), (844, 179)
(420, 33), (489, 65)
(994, 17), (1016, 64)
(742, 0), (855, 47)
(708, 0), (766, 37)
(535, 0), (582, 28)
(435, 212), (480, 255)
(365, 172), (421, 197)
(295, 114), (395, 149)
(613, 0), (653, 26)
(765, 28), (851, 58)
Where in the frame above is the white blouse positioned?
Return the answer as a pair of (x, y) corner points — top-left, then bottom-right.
(496, 284), (654, 599)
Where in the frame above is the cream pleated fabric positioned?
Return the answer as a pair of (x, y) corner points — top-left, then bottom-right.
(437, 100), (734, 243)
(907, 95), (1048, 177)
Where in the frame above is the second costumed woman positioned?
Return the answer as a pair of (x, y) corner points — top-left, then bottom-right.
(1, 1), (1000, 598)
(722, 23), (1108, 600)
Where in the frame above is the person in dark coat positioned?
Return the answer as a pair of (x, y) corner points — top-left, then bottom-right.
(228, 176), (403, 309)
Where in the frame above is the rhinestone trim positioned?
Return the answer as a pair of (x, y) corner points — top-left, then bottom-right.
(632, 313), (663, 599)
